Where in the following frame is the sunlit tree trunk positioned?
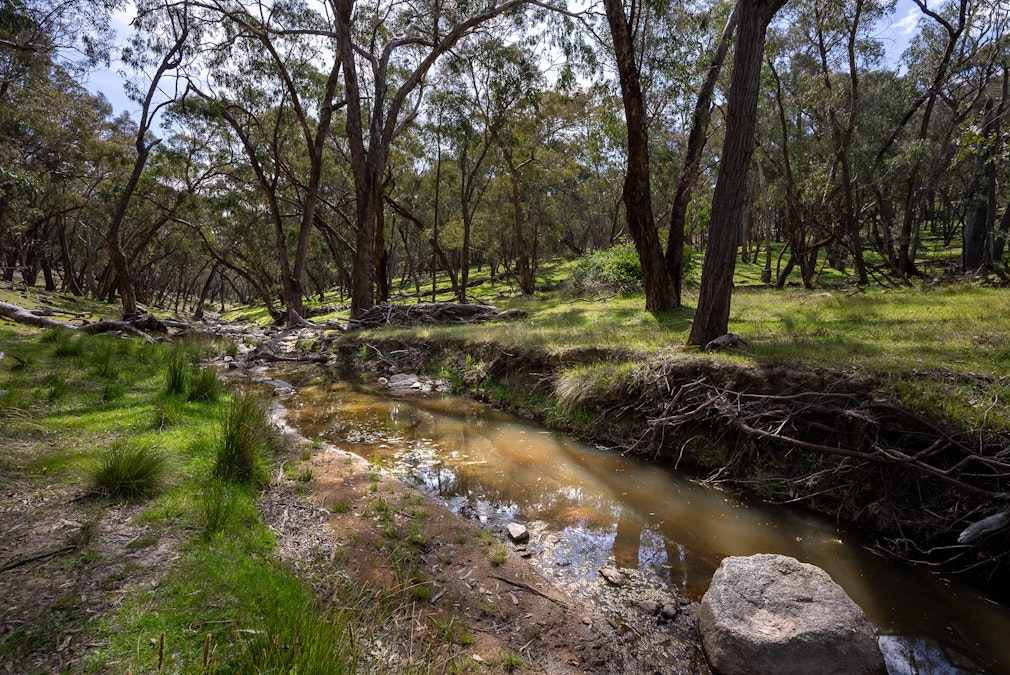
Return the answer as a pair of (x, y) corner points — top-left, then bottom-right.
(689, 0), (787, 346)
(602, 0), (676, 312)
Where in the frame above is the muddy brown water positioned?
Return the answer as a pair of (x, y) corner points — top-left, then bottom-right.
(264, 365), (1010, 673)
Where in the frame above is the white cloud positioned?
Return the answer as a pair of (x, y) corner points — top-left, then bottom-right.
(890, 8), (921, 36)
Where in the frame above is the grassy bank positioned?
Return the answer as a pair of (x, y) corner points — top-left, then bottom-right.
(336, 282), (1010, 433)
(0, 328), (459, 673)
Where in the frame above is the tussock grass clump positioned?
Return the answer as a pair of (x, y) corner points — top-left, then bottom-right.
(215, 392), (271, 482)
(91, 440), (168, 500)
(153, 394), (186, 429)
(199, 479), (256, 540)
(187, 366), (222, 402)
(554, 360), (637, 413)
(164, 351), (189, 395)
(45, 329), (85, 357)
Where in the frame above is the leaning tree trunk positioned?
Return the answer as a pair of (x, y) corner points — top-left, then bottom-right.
(688, 0), (787, 346)
(666, 1), (739, 305)
(603, 0), (677, 312)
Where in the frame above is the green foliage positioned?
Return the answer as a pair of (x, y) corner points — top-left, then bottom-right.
(567, 243), (642, 294)
(199, 479), (259, 540)
(153, 394), (186, 429)
(215, 392), (271, 483)
(90, 440), (168, 500)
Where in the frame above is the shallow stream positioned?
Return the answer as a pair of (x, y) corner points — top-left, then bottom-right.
(267, 365), (1010, 673)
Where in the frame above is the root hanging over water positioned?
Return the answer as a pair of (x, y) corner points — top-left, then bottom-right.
(615, 361), (1010, 575)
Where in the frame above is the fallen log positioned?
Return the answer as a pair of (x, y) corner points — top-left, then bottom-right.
(0, 300), (156, 342)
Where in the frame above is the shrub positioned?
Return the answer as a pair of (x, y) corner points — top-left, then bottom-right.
(91, 440), (167, 500)
(215, 392), (271, 482)
(567, 243), (642, 294)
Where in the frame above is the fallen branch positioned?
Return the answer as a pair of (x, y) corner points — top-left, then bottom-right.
(489, 573), (569, 608)
(0, 300), (157, 342)
(0, 545), (76, 572)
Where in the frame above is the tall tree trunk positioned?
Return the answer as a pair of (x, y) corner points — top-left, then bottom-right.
(964, 99), (997, 270)
(666, 1), (739, 304)
(688, 0), (786, 346)
(106, 13), (188, 320)
(602, 0), (676, 312)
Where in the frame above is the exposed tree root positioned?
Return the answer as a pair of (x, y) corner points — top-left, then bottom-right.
(616, 361), (1010, 575)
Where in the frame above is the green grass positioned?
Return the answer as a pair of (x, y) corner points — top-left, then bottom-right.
(0, 327), (470, 673)
(215, 392), (272, 483)
(90, 439), (169, 500)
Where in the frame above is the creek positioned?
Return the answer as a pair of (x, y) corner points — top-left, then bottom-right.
(265, 364), (1010, 673)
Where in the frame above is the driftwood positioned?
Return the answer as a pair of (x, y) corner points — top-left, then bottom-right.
(0, 300), (156, 342)
(346, 302), (526, 330)
(958, 511), (1010, 544)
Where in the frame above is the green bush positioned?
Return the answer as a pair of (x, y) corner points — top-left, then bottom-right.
(91, 440), (168, 500)
(567, 242), (698, 294)
(568, 243), (643, 294)
(215, 392), (271, 482)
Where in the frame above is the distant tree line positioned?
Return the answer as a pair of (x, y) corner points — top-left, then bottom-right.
(2, 0), (1007, 341)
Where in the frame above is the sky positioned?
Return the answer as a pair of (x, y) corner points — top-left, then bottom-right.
(83, 0), (924, 122)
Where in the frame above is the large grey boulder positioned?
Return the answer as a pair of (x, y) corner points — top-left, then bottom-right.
(699, 554), (883, 675)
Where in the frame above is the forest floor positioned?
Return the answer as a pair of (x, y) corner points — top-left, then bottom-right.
(3, 278), (1010, 672)
(0, 309), (706, 674)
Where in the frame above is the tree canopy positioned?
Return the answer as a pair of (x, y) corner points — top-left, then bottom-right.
(3, 0), (1009, 334)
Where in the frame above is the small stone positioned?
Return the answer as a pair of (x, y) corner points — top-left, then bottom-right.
(637, 600), (661, 615)
(506, 522), (529, 543)
(599, 568), (627, 586)
(545, 534), (560, 545)
(387, 373), (419, 389)
(660, 603), (679, 620)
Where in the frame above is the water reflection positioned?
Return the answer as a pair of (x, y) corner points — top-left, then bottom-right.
(278, 367), (1010, 672)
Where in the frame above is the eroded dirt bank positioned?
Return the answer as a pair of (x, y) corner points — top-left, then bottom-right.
(316, 335), (1010, 586)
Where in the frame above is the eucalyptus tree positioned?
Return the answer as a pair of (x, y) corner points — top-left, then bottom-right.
(0, 0), (128, 292)
(665, 0), (739, 303)
(182, 0), (341, 325)
(756, 0), (890, 288)
(878, 0), (970, 276)
(0, 0), (121, 103)
(103, 0), (190, 320)
(329, 0), (534, 318)
(601, 0), (677, 311)
(425, 36), (542, 302)
(688, 0), (787, 346)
